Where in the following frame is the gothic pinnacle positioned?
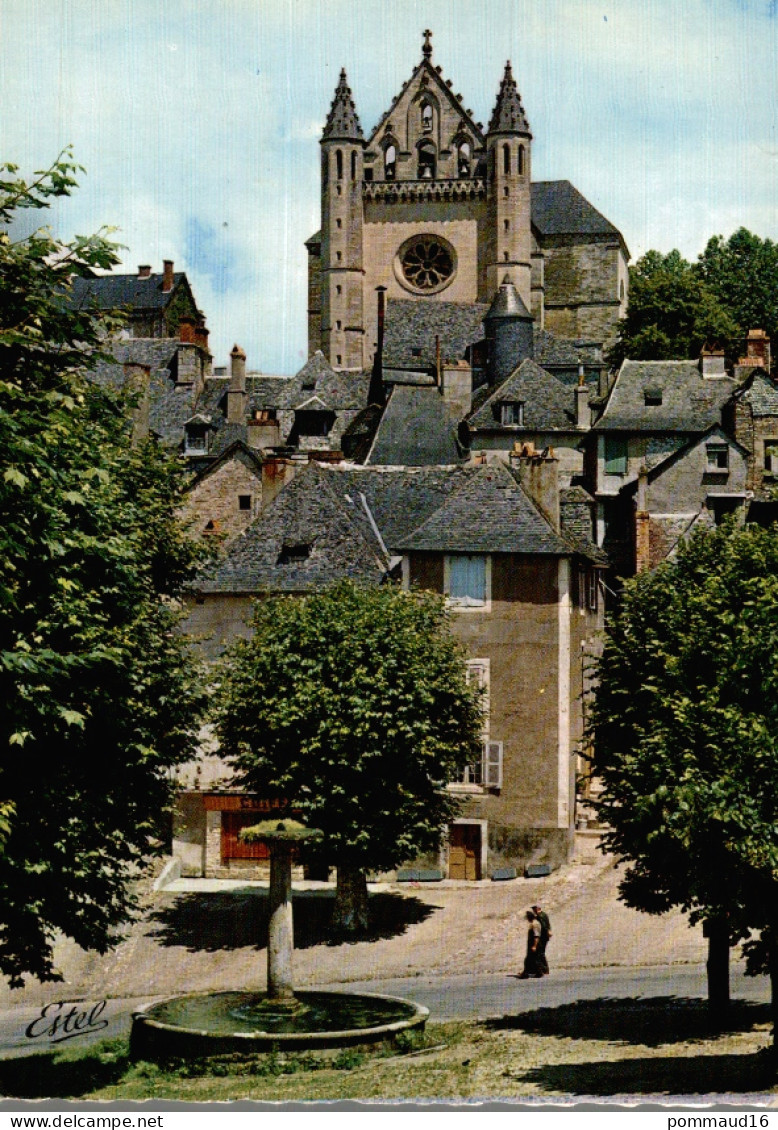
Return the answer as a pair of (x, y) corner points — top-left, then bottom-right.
(488, 60), (531, 136)
(322, 68), (364, 141)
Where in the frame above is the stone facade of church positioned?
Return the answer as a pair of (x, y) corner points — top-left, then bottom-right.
(306, 33), (629, 372)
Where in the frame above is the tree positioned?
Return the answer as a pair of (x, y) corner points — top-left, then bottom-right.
(697, 228), (778, 350)
(216, 581), (484, 933)
(0, 153), (206, 985)
(607, 250), (738, 369)
(589, 520), (778, 1036)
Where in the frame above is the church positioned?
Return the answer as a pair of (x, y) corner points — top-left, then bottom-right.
(306, 31), (630, 375)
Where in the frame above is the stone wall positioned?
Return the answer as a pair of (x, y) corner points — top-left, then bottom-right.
(182, 450), (263, 543)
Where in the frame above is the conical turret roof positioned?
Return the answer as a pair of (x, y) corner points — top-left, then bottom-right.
(485, 277), (532, 321)
(322, 69), (364, 141)
(488, 62), (531, 136)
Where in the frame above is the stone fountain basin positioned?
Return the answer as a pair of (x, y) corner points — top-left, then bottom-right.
(130, 989), (429, 1059)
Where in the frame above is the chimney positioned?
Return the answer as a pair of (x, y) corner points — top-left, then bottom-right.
(123, 362), (151, 444)
(247, 409), (281, 450)
(179, 316), (196, 344)
(261, 456), (298, 509)
(441, 360), (472, 418)
(575, 367), (591, 429)
(227, 344), (247, 425)
(699, 346), (726, 377)
(635, 466), (650, 573)
(138, 264), (151, 278)
(368, 286), (387, 406)
(162, 259), (174, 293)
(742, 329), (771, 371)
(511, 447), (560, 531)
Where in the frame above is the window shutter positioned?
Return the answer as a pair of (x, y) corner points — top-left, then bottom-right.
(484, 740), (503, 788)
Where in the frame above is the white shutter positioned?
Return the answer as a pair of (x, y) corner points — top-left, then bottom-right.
(484, 740), (503, 789)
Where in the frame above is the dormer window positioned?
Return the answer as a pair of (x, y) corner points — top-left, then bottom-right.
(644, 387), (663, 406)
(277, 543), (311, 565)
(500, 401), (525, 426)
(184, 423), (208, 455)
(421, 101), (433, 132)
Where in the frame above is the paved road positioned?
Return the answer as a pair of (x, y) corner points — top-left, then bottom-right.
(0, 963), (769, 1059)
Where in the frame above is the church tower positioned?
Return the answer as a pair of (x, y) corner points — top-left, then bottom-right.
(320, 70), (365, 371)
(485, 63), (533, 312)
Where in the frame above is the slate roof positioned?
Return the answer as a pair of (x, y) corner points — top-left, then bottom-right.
(560, 486), (609, 566)
(488, 62), (531, 135)
(366, 385), (463, 466)
(468, 358), (577, 431)
(322, 69), (364, 141)
(532, 329), (600, 370)
(383, 298), (489, 369)
(620, 426), (750, 494)
(594, 361), (735, 432)
(531, 181), (623, 243)
(70, 272), (188, 312)
(327, 465), (474, 547)
(90, 338), (194, 446)
(734, 368), (778, 416)
(186, 441), (264, 490)
(198, 463), (388, 594)
(485, 277), (532, 321)
(395, 462), (571, 555)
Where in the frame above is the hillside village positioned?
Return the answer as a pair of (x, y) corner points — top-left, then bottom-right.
(75, 33), (778, 888)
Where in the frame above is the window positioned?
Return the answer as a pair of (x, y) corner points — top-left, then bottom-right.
(277, 543), (311, 565)
(399, 235), (454, 292)
(517, 144), (525, 175)
(706, 443), (729, 472)
(457, 142), (470, 177)
(587, 569), (598, 612)
(604, 435), (627, 475)
(484, 741), (503, 789)
(364, 166), (373, 182)
(184, 424), (208, 455)
(644, 387), (663, 406)
(764, 440), (778, 473)
(238, 495), (252, 511)
(335, 149), (343, 180)
(384, 144), (396, 180)
(503, 143), (510, 174)
(501, 401), (525, 426)
(421, 101), (433, 132)
(295, 410), (332, 437)
(446, 555), (490, 610)
(351, 150), (357, 180)
(454, 660), (491, 787)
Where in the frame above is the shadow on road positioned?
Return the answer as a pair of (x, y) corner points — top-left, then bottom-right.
(0, 1042), (129, 1099)
(147, 889), (438, 952)
(486, 996), (771, 1046)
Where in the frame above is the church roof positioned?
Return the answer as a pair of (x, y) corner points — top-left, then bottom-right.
(322, 69), (364, 141)
(468, 359), (577, 432)
(531, 181), (623, 242)
(395, 462), (570, 555)
(365, 385), (463, 466)
(487, 62), (531, 136)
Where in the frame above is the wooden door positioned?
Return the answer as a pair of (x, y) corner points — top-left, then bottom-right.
(448, 823), (481, 880)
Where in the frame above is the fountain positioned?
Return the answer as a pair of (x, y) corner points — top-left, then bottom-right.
(131, 820), (428, 1059)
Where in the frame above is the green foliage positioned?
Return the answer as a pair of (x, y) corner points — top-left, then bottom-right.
(0, 152), (206, 985)
(216, 581), (483, 873)
(607, 249), (738, 369)
(698, 229), (778, 350)
(590, 520), (778, 942)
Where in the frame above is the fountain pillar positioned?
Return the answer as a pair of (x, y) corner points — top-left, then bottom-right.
(267, 842), (294, 1001)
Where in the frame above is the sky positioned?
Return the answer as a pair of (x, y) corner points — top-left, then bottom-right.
(2, 0), (777, 374)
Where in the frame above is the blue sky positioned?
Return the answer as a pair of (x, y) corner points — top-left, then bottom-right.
(2, 0), (777, 374)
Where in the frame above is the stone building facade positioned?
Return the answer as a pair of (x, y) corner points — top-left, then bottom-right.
(307, 32), (629, 372)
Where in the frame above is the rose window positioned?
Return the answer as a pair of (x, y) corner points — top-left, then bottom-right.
(400, 237), (454, 291)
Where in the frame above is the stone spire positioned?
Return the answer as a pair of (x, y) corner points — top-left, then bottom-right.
(488, 62), (531, 136)
(322, 69), (364, 141)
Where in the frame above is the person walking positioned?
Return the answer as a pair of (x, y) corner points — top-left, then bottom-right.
(532, 902), (552, 976)
(518, 910), (543, 978)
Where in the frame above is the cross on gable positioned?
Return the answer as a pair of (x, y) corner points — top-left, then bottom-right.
(422, 29), (433, 57)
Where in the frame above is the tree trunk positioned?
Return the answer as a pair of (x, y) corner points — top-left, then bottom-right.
(332, 862), (369, 935)
(769, 930), (778, 1062)
(705, 916), (730, 1025)
(267, 843), (295, 1002)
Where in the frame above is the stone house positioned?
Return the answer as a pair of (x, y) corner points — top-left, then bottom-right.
(71, 260), (204, 343)
(176, 456), (604, 880)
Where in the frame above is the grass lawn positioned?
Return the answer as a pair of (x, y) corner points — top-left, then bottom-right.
(0, 998), (776, 1102)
